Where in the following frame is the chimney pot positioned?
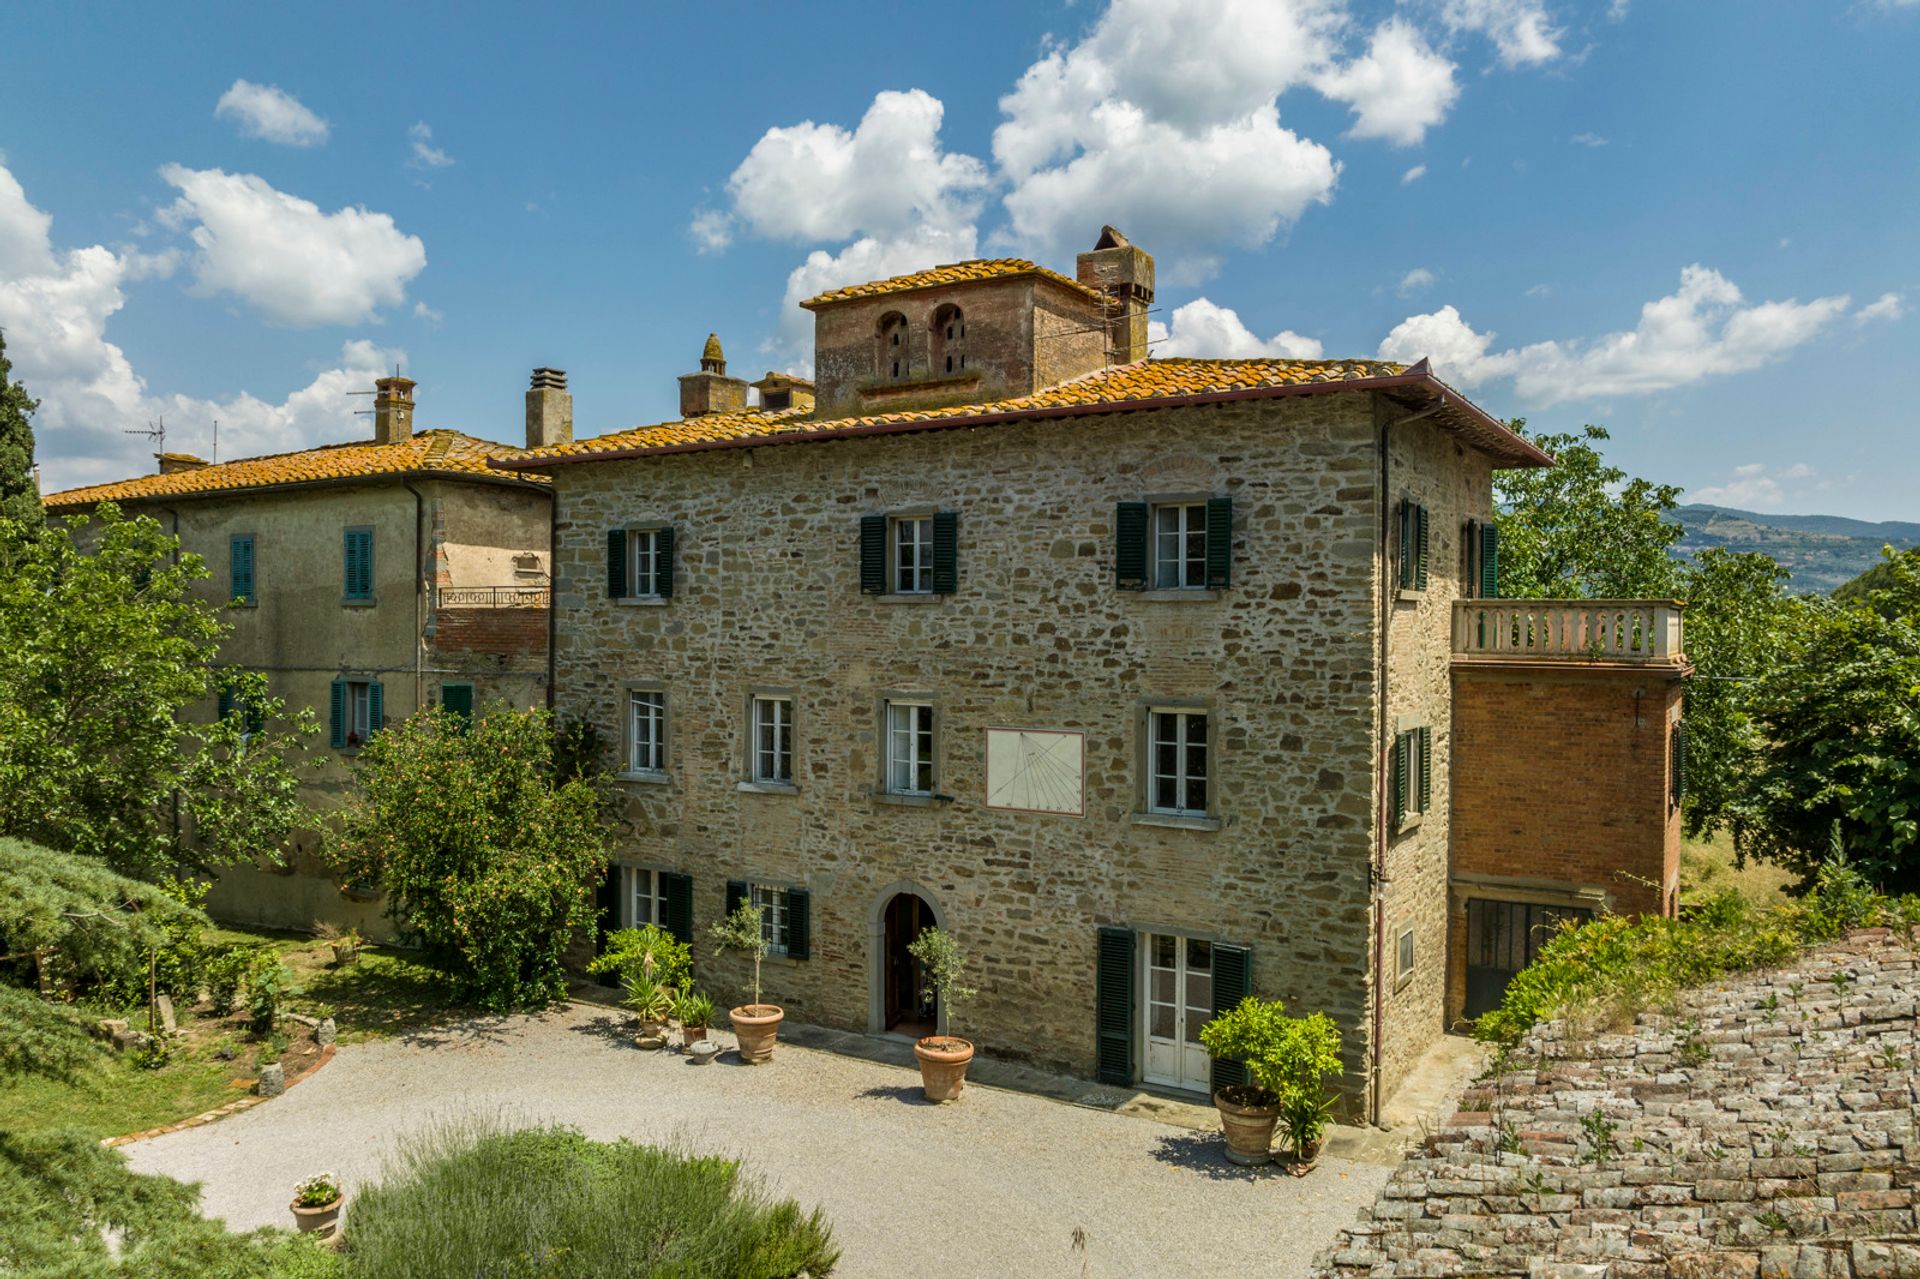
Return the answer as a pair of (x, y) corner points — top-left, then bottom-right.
(156, 452), (208, 475)
(526, 368), (573, 449)
(373, 376), (417, 445)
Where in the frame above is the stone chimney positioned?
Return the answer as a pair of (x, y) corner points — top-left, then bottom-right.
(526, 368), (573, 449)
(678, 334), (748, 418)
(373, 376), (416, 445)
(156, 452), (208, 475)
(1076, 226), (1155, 365)
(750, 371), (816, 413)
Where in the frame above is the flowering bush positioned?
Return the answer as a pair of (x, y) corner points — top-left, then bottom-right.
(292, 1172), (342, 1208)
(329, 705), (610, 1012)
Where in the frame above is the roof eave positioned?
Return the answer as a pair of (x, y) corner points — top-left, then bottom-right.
(43, 465), (550, 513)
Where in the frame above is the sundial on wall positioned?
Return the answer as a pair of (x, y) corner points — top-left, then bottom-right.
(983, 728), (1085, 817)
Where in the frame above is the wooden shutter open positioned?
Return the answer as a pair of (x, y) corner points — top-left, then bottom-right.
(329, 679), (346, 749)
(1418, 725), (1433, 813)
(655, 525), (676, 599)
(1095, 926), (1136, 1085)
(661, 872), (694, 944)
(218, 683), (235, 722)
(1415, 503), (1430, 591)
(786, 888), (811, 960)
(859, 516), (887, 594)
(1392, 732), (1409, 827)
(1115, 502), (1149, 590)
(606, 529), (627, 599)
(368, 681), (385, 736)
(1480, 523), (1500, 599)
(1204, 496), (1233, 589)
(931, 511), (959, 594)
(1210, 943), (1251, 1092)
(725, 879), (748, 920)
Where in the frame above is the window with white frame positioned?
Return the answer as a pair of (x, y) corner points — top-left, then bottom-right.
(751, 695), (793, 784)
(346, 681), (373, 745)
(885, 699), (934, 795)
(628, 690), (666, 773)
(892, 516), (933, 594)
(625, 866), (670, 929)
(1152, 503), (1208, 590)
(752, 883), (790, 956)
(628, 528), (663, 598)
(1148, 709), (1210, 816)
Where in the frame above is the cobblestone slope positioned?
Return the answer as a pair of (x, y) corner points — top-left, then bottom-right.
(1314, 928), (1919, 1279)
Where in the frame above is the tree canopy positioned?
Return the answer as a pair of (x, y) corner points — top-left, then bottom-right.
(0, 330), (42, 533)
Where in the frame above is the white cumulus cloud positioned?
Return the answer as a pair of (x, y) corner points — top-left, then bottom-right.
(1401, 164), (1428, 185)
(1690, 462), (1818, 512)
(1856, 292), (1906, 324)
(158, 165), (427, 326)
(1379, 266), (1852, 405)
(1432, 0), (1562, 67)
(1315, 19), (1460, 147)
(407, 122), (453, 170)
(1399, 266), (1437, 295)
(213, 80), (329, 147)
(1148, 298), (1324, 358)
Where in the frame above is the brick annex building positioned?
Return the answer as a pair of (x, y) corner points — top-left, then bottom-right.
(496, 227), (1690, 1117)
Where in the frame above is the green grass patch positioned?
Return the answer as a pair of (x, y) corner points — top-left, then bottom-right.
(343, 1119), (839, 1279)
(206, 926), (478, 1044)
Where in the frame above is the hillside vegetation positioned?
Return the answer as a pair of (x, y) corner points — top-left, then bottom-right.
(1673, 503), (1920, 594)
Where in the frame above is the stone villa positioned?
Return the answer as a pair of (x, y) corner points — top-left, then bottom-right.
(492, 228), (1691, 1117)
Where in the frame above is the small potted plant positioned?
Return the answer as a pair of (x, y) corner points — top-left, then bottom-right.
(710, 900), (781, 1063)
(1199, 995), (1343, 1170)
(905, 927), (977, 1102)
(623, 974), (673, 1050)
(675, 990), (716, 1048)
(289, 1172), (344, 1237)
(316, 922), (363, 967)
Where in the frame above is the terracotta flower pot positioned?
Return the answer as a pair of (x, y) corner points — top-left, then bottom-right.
(1214, 1087), (1281, 1166)
(634, 1019), (669, 1051)
(290, 1196), (343, 1237)
(913, 1035), (975, 1102)
(730, 1005), (784, 1063)
(682, 1024), (707, 1049)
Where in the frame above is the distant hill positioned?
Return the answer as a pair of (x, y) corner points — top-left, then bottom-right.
(1672, 504), (1920, 595)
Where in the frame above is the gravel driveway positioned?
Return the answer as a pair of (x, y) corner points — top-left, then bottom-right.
(126, 1003), (1391, 1278)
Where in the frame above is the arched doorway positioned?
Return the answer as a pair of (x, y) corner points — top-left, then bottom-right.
(867, 882), (944, 1038)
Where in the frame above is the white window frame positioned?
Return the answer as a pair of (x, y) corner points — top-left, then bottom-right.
(346, 681), (372, 746)
(628, 690), (667, 775)
(1147, 708), (1210, 817)
(751, 882), (791, 957)
(1152, 502), (1208, 590)
(1400, 725), (1428, 822)
(892, 516), (934, 595)
(1396, 925), (1415, 988)
(885, 699), (935, 796)
(628, 528), (663, 599)
(751, 695), (793, 784)
(624, 866), (671, 930)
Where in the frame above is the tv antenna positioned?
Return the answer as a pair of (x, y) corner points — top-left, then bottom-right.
(125, 416), (166, 453)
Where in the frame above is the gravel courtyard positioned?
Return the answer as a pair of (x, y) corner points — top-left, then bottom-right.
(126, 1002), (1393, 1278)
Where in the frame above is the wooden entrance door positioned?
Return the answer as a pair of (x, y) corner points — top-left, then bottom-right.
(882, 893), (936, 1035)
(1143, 933), (1214, 1092)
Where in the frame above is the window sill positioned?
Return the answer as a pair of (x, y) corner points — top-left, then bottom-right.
(1131, 811), (1223, 832)
(1137, 588), (1222, 603)
(228, 599), (258, 609)
(871, 593), (943, 606)
(1395, 588), (1426, 604)
(1394, 970), (1414, 993)
(617, 770), (673, 786)
(737, 780), (799, 796)
(1395, 813), (1425, 836)
(613, 596), (670, 607)
(872, 791), (951, 808)
(341, 597), (376, 608)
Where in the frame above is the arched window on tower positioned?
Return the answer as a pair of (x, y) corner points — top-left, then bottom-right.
(930, 304), (967, 375)
(876, 312), (909, 381)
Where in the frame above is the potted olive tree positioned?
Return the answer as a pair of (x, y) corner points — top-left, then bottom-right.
(1199, 996), (1343, 1170)
(905, 927), (977, 1102)
(711, 901), (782, 1063)
(289, 1172), (344, 1237)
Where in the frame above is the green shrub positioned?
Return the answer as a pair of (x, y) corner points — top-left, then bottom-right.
(587, 924), (693, 994)
(674, 989), (716, 1029)
(1199, 996), (1343, 1154)
(343, 1119), (838, 1278)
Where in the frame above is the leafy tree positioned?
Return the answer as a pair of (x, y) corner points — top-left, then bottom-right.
(1735, 548), (1920, 892)
(0, 505), (317, 880)
(329, 705), (610, 1012)
(1494, 423), (1685, 599)
(0, 330), (42, 533)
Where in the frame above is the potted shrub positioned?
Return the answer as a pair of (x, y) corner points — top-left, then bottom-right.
(710, 901), (781, 1063)
(623, 975), (673, 1050)
(905, 927), (977, 1102)
(316, 922), (362, 967)
(1199, 996), (1344, 1170)
(675, 990), (715, 1048)
(588, 924), (693, 997)
(289, 1172), (344, 1237)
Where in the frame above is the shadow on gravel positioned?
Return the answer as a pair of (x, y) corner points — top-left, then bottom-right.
(854, 1084), (936, 1106)
(1149, 1131), (1276, 1181)
(567, 1013), (638, 1047)
(394, 1016), (518, 1050)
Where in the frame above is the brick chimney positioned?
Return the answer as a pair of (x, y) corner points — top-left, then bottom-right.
(526, 368), (573, 449)
(678, 334), (748, 418)
(156, 452), (208, 475)
(1076, 226), (1155, 365)
(373, 376), (416, 445)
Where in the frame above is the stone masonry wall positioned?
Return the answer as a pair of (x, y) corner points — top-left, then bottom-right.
(550, 394), (1402, 1088)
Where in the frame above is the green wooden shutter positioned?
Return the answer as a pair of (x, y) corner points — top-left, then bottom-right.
(246, 697), (264, 737)
(859, 516), (887, 593)
(1415, 503), (1430, 590)
(725, 879), (748, 919)
(1480, 523), (1500, 599)
(329, 679), (346, 749)
(1210, 943), (1252, 1093)
(217, 683), (235, 722)
(1115, 502), (1149, 590)
(661, 872), (694, 944)
(1418, 725), (1433, 814)
(595, 865), (623, 987)
(655, 525), (675, 599)
(606, 529), (627, 598)
(441, 683), (473, 728)
(786, 888), (810, 960)
(230, 536), (254, 603)
(1204, 496), (1233, 589)
(931, 511), (959, 594)
(1095, 926), (1136, 1085)
(1392, 732), (1409, 826)
(367, 681), (385, 736)
(343, 529), (373, 600)
(1396, 501), (1412, 589)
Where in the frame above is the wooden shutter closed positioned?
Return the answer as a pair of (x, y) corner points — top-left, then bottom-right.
(1392, 732), (1409, 827)
(1210, 943), (1252, 1092)
(329, 679), (346, 749)
(606, 529), (627, 599)
(1095, 926), (1136, 1085)
(931, 511), (959, 594)
(368, 681), (385, 736)
(441, 684), (473, 726)
(218, 683), (235, 722)
(859, 516), (887, 594)
(1415, 503), (1431, 591)
(725, 879), (748, 920)
(1204, 496), (1233, 589)
(1418, 725), (1433, 813)
(230, 536), (254, 603)
(786, 888), (811, 960)
(661, 872), (694, 944)
(1480, 523), (1500, 599)
(1115, 502), (1149, 590)
(655, 525), (675, 599)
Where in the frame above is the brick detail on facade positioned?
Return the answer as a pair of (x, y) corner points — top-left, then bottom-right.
(431, 605), (551, 656)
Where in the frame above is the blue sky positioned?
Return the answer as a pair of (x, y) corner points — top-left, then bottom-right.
(2, 0), (1914, 518)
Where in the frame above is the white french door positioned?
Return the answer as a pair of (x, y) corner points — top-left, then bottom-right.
(1143, 933), (1213, 1092)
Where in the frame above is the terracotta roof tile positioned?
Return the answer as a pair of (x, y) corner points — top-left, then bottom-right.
(800, 258), (1104, 308)
(43, 430), (546, 511)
